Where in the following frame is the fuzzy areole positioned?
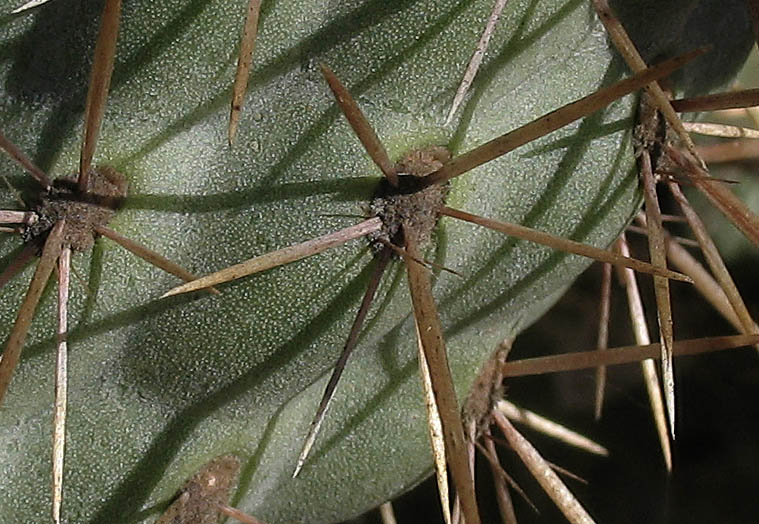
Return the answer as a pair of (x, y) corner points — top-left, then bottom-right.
(369, 146), (450, 252)
(156, 454), (240, 524)
(22, 166), (126, 252)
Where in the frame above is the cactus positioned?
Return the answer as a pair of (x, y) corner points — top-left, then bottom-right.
(0, 0), (753, 523)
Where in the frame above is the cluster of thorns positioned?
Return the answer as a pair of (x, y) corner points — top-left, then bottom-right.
(2, 0), (759, 523)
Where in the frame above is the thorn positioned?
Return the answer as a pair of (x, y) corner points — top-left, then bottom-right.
(94, 225), (220, 294)
(477, 436), (539, 514)
(639, 150), (676, 439)
(405, 233), (481, 524)
(378, 502), (398, 524)
(445, 0), (508, 125)
(683, 121), (759, 139)
(626, 224), (701, 249)
(671, 88), (759, 113)
(480, 431), (519, 523)
(293, 249), (390, 477)
(492, 409), (597, 524)
(11, 0), (53, 14)
(79, 0), (122, 191)
(422, 48), (705, 187)
(0, 210), (37, 225)
(319, 63), (399, 187)
(497, 400), (608, 456)
(594, 262), (612, 421)
(500, 334), (759, 377)
(0, 130), (52, 190)
(616, 235), (672, 470)
(415, 318), (451, 524)
(376, 237), (461, 276)
(52, 246), (71, 524)
(665, 144), (759, 247)
(696, 139), (759, 164)
(228, 0), (262, 146)
(0, 220), (65, 407)
(214, 503), (269, 524)
(162, 217), (382, 298)
(544, 460), (589, 486)
(440, 206), (692, 283)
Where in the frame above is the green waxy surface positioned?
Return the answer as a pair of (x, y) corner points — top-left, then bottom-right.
(0, 0), (731, 522)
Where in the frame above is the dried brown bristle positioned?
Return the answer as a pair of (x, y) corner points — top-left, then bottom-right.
(23, 165), (127, 252)
(369, 146), (450, 251)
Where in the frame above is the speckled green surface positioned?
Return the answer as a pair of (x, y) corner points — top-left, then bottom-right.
(0, 1), (644, 522)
